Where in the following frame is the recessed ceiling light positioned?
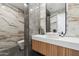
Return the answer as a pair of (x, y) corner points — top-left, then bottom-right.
(24, 3), (27, 7)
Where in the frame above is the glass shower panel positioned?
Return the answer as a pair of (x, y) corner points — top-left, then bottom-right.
(29, 3), (40, 35)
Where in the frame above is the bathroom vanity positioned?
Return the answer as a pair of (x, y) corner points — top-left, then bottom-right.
(32, 35), (79, 56)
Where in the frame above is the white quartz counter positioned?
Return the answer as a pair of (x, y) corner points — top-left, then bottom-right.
(32, 35), (79, 51)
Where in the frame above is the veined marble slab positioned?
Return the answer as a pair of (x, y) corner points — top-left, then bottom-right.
(0, 4), (24, 41)
(0, 4), (24, 55)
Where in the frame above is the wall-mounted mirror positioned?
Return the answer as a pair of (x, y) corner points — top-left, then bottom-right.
(46, 3), (66, 36)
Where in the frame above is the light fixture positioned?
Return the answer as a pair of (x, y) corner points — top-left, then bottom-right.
(24, 3), (27, 7)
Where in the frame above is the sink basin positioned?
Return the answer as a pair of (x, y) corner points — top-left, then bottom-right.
(46, 32), (59, 38)
(32, 35), (48, 39)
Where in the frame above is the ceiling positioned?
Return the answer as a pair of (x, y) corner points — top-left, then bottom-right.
(47, 3), (65, 14)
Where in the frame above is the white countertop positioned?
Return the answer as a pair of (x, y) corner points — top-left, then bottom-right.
(32, 35), (79, 51)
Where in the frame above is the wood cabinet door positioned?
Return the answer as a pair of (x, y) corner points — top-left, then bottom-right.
(57, 46), (66, 56)
(32, 40), (35, 50)
(65, 48), (79, 56)
(51, 44), (57, 56)
(32, 40), (39, 52)
(68, 49), (79, 56)
(46, 43), (52, 56)
(32, 40), (47, 55)
(65, 48), (70, 56)
(39, 41), (47, 55)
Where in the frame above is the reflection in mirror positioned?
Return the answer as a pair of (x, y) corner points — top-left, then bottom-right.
(46, 3), (66, 36)
(46, 9), (50, 32)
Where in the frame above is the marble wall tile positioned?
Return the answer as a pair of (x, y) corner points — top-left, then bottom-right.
(65, 3), (79, 37)
(40, 3), (46, 34)
(0, 4), (24, 41)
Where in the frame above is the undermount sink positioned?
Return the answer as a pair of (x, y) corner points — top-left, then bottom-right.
(46, 32), (59, 38)
(32, 35), (48, 38)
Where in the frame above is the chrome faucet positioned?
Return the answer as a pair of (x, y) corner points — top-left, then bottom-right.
(59, 32), (65, 37)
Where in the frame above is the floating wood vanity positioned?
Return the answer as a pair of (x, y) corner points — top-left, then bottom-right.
(32, 35), (79, 56)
